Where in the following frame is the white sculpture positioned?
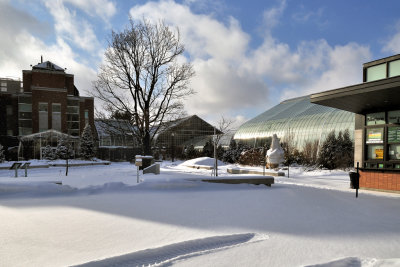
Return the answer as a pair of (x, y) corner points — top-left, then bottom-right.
(266, 134), (284, 168)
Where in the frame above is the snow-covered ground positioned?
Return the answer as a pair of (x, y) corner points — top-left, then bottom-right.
(0, 157), (399, 267)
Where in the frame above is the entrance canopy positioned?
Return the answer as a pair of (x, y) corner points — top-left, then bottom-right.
(310, 76), (400, 114)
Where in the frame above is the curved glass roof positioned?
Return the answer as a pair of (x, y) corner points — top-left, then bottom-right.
(234, 95), (355, 149)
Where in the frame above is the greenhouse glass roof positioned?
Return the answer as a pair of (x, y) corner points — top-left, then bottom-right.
(234, 95), (355, 149)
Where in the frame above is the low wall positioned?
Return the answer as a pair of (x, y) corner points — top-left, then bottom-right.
(360, 170), (400, 192)
(227, 168), (285, 176)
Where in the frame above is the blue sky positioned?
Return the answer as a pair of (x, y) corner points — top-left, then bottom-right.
(1, 0), (400, 127)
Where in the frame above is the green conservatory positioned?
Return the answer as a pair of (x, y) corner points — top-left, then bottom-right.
(234, 95), (355, 149)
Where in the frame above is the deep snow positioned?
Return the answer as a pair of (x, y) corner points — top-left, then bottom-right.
(0, 158), (399, 267)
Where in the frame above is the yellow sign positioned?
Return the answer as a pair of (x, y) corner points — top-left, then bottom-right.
(375, 148), (383, 159)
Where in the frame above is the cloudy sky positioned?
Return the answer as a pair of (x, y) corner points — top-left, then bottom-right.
(1, 0), (400, 127)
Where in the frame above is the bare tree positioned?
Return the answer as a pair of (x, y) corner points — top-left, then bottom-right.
(212, 116), (234, 176)
(214, 116), (235, 148)
(93, 18), (195, 155)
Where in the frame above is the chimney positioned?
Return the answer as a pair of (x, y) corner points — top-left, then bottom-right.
(41, 55), (43, 63)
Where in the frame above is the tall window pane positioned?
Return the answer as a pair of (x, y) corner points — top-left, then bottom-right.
(388, 110), (400, 124)
(39, 102), (48, 132)
(389, 60), (400, 78)
(366, 63), (386, 82)
(85, 109), (89, 125)
(52, 103), (61, 131)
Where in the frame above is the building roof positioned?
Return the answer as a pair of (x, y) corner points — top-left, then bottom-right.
(32, 61), (65, 72)
(94, 119), (136, 137)
(234, 95), (354, 149)
(310, 74), (400, 114)
(20, 129), (79, 141)
(158, 115), (222, 134)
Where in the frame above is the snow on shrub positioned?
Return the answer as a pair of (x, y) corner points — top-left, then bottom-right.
(80, 124), (95, 160)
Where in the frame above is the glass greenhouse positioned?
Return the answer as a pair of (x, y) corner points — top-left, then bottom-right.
(234, 95), (355, 149)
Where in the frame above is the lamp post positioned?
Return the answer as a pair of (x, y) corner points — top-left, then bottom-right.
(171, 132), (175, 162)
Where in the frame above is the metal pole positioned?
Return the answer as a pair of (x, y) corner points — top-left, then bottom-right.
(356, 162), (359, 198)
(14, 165), (18, 178)
(137, 165), (139, 183)
(262, 147), (265, 176)
(25, 164), (28, 177)
(214, 127), (217, 177)
(171, 133), (175, 162)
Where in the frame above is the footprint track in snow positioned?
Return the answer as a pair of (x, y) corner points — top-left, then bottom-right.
(74, 233), (269, 267)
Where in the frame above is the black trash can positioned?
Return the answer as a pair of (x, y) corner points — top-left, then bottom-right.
(140, 156), (154, 170)
(349, 171), (360, 189)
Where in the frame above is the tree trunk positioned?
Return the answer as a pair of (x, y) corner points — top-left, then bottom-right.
(65, 158), (69, 176)
(143, 132), (151, 156)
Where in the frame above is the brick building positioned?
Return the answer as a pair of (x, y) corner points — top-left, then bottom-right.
(0, 58), (94, 159)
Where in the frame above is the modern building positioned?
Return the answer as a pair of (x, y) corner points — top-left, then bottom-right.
(311, 54), (400, 192)
(234, 95), (355, 149)
(0, 58), (95, 159)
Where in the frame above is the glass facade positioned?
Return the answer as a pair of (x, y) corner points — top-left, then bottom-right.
(364, 110), (400, 169)
(95, 119), (138, 148)
(155, 116), (217, 149)
(234, 96), (355, 149)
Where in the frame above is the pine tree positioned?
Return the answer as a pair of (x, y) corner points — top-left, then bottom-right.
(342, 129), (354, 168)
(56, 136), (73, 176)
(80, 124), (95, 160)
(185, 144), (197, 159)
(202, 140), (213, 157)
(222, 139), (237, 163)
(56, 137), (73, 160)
(0, 144), (5, 163)
(318, 130), (337, 169)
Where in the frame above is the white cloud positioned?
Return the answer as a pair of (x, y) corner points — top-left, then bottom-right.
(128, 0), (373, 121)
(0, 1), (96, 95)
(292, 6), (324, 23)
(383, 21), (400, 54)
(279, 42), (371, 100)
(129, 0), (269, 117)
(262, 0), (286, 31)
(43, 0), (101, 53)
(63, 0), (116, 23)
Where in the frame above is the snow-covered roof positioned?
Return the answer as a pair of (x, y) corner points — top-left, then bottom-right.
(20, 129), (79, 141)
(95, 119), (136, 137)
(181, 133), (233, 148)
(158, 115), (220, 134)
(158, 116), (193, 132)
(32, 61), (65, 72)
